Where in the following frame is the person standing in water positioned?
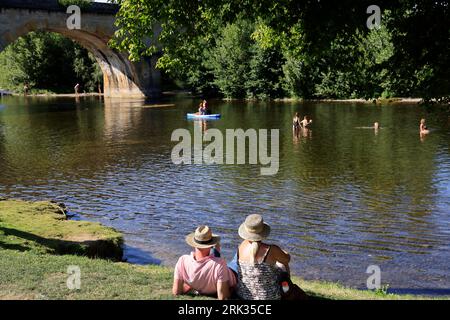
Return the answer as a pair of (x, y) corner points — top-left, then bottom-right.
(300, 116), (312, 128)
(374, 122), (380, 130)
(23, 83), (29, 96)
(74, 83), (80, 95)
(292, 113), (301, 129)
(420, 118), (430, 135)
(374, 122), (380, 134)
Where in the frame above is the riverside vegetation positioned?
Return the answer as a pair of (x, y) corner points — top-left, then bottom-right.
(0, 199), (447, 300)
(0, 1), (449, 103)
(110, 0), (450, 103)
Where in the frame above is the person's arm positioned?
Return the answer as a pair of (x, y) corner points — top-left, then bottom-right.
(173, 256), (192, 296)
(217, 281), (230, 300)
(172, 278), (184, 296)
(272, 245), (291, 274)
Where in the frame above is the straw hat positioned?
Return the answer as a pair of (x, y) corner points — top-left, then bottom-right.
(238, 214), (271, 241)
(185, 225), (220, 249)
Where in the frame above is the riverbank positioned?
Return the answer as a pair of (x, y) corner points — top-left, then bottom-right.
(2, 249), (440, 300)
(271, 97), (422, 104)
(0, 199), (123, 260)
(11, 93), (103, 98)
(5, 91), (444, 105)
(0, 200), (447, 300)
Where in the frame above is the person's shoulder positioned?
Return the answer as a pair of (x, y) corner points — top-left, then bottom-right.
(177, 253), (194, 264)
(268, 244), (282, 250)
(270, 244), (290, 260)
(210, 256), (228, 267)
(268, 244), (286, 255)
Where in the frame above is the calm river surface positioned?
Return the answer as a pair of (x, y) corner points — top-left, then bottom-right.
(0, 96), (449, 294)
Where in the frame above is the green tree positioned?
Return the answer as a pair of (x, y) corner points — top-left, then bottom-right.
(0, 32), (103, 94)
(206, 20), (252, 99)
(315, 25), (394, 99)
(386, 0), (450, 102)
(110, 0), (449, 101)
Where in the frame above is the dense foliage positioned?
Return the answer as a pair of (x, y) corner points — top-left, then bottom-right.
(58, 0), (92, 9)
(0, 32), (102, 94)
(111, 0), (449, 101)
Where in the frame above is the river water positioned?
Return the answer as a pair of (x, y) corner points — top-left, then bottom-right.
(0, 95), (449, 295)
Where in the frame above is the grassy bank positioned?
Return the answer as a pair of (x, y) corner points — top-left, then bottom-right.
(0, 200), (123, 260)
(1, 249), (442, 300)
(0, 200), (447, 300)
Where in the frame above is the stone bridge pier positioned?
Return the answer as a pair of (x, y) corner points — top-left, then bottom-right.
(0, 0), (160, 98)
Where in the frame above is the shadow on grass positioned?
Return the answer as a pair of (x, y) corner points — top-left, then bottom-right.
(0, 240), (32, 252)
(0, 226), (122, 261)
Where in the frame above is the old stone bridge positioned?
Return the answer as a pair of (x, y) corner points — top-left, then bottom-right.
(0, 0), (160, 98)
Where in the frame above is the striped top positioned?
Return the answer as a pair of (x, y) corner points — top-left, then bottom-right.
(235, 246), (282, 300)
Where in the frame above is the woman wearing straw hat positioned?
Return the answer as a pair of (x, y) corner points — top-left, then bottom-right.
(172, 225), (237, 300)
(233, 214), (291, 300)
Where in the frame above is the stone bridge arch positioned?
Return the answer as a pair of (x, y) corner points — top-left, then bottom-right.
(0, 0), (160, 98)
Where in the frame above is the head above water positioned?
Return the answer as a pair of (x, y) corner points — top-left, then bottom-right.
(374, 122), (380, 129)
(420, 118), (426, 124)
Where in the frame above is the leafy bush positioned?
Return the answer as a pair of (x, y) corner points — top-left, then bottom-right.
(0, 32), (102, 93)
(58, 0), (92, 9)
(204, 19), (285, 99)
(205, 20), (253, 99)
(314, 25), (394, 100)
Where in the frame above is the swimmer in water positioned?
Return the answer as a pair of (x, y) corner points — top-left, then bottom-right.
(300, 115), (312, 128)
(292, 112), (301, 129)
(420, 118), (430, 135)
(374, 122), (380, 134)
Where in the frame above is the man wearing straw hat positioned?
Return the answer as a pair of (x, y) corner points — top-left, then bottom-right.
(172, 225), (237, 300)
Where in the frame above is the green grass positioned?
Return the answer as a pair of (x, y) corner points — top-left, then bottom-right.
(0, 200), (123, 260)
(293, 278), (447, 300)
(0, 249), (446, 300)
(58, 0), (93, 9)
(0, 249), (178, 300)
(0, 200), (448, 300)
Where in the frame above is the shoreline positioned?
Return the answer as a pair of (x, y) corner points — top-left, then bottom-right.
(12, 93), (104, 98)
(4, 92), (447, 105)
(1, 199), (448, 300)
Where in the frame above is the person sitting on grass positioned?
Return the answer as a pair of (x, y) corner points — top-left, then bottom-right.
(229, 214), (294, 300)
(172, 225), (237, 300)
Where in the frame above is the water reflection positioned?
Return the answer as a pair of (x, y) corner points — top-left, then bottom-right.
(0, 97), (448, 291)
(104, 97), (145, 139)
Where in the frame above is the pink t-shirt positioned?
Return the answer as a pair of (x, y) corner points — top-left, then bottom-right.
(174, 252), (237, 295)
